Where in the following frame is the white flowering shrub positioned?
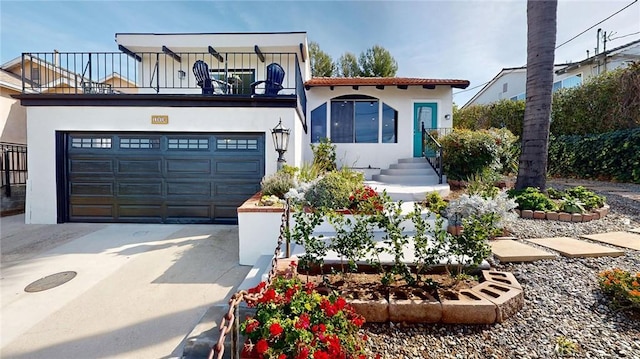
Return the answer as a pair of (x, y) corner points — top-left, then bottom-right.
(446, 190), (518, 228)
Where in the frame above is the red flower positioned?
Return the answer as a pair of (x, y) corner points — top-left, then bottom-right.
(313, 351), (329, 359)
(249, 281), (266, 294)
(259, 288), (277, 303)
(278, 354), (286, 359)
(295, 313), (310, 329)
(334, 297), (346, 311)
(256, 339), (269, 354)
(351, 315), (365, 327)
(297, 346), (310, 359)
(270, 322), (284, 337)
(245, 319), (260, 333)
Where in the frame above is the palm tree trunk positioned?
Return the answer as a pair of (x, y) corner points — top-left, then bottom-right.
(515, 0), (558, 190)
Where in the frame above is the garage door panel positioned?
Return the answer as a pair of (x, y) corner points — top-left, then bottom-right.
(166, 205), (212, 218)
(66, 132), (264, 223)
(70, 182), (114, 196)
(70, 204), (114, 217)
(214, 160), (261, 175)
(118, 159), (162, 174)
(214, 182), (261, 196)
(70, 159), (114, 174)
(166, 181), (211, 196)
(166, 159), (211, 174)
(118, 205), (164, 218)
(118, 182), (163, 196)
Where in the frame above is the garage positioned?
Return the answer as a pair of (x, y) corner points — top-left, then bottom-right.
(61, 132), (265, 224)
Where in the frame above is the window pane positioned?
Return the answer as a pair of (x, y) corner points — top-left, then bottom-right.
(355, 101), (378, 143)
(382, 103), (397, 143)
(311, 103), (327, 143)
(331, 101), (354, 143)
(552, 81), (562, 92)
(562, 75), (582, 89)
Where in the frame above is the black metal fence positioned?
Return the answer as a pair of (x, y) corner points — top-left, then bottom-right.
(21, 51), (305, 98)
(422, 127), (450, 184)
(1, 143), (27, 197)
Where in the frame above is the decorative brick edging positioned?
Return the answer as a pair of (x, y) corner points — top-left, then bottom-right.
(344, 270), (524, 325)
(516, 204), (609, 222)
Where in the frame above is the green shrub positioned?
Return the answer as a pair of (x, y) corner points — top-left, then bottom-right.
(507, 187), (558, 211)
(548, 128), (640, 183)
(562, 186), (605, 210)
(423, 191), (448, 214)
(310, 138), (337, 173)
(454, 99), (526, 138)
(551, 62), (640, 136)
(441, 128), (518, 181)
(261, 170), (295, 198)
(304, 168), (363, 210)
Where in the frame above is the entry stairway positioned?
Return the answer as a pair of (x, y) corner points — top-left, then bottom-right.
(367, 157), (449, 202)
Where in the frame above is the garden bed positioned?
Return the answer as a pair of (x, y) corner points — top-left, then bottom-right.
(295, 268), (524, 324)
(515, 204), (609, 222)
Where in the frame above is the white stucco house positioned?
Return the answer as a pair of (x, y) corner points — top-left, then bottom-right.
(14, 31), (469, 224)
(464, 38), (640, 107)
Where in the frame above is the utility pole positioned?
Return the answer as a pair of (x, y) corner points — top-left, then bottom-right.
(602, 31), (608, 73)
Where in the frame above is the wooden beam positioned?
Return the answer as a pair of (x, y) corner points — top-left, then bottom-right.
(352, 85), (359, 90)
(162, 46), (181, 63)
(397, 85), (408, 90)
(254, 45), (265, 62)
(299, 43), (306, 62)
(422, 84), (436, 89)
(330, 86), (334, 91)
(208, 46), (224, 62)
(118, 45), (141, 62)
(376, 85), (385, 90)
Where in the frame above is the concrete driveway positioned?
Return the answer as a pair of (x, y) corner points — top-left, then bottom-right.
(0, 214), (249, 359)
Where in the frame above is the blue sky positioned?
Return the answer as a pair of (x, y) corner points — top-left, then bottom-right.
(1, 0), (638, 105)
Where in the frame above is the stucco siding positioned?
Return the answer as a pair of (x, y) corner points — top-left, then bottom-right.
(305, 86), (453, 170)
(25, 106), (301, 224)
(0, 88), (26, 144)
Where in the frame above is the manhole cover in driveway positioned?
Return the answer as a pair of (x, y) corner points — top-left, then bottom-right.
(24, 271), (77, 293)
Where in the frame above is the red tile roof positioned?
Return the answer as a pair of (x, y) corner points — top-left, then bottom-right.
(305, 77), (470, 89)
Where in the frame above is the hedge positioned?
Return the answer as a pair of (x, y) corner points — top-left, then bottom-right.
(547, 128), (640, 183)
(441, 128), (519, 181)
(455, 62), (640, 137)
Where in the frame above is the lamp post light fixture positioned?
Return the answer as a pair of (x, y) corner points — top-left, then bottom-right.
(271, 118), (290, 170)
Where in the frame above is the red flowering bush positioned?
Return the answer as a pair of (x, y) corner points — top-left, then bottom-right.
(348, 186), (384, 214)
(598, 268), (640, 311)
(241, 275), (368, 358)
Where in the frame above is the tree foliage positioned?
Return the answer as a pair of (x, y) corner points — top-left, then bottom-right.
(358, 45), (398, 77)
(309, 41), (335, 77)
(337, 52), (361, 77)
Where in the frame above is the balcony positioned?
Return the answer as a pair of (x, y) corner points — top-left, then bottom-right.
(17, 50), (307, 119)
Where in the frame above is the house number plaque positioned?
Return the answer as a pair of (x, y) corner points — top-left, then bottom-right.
(151, 115), (169, 124)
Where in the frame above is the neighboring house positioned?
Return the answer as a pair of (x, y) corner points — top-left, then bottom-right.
(13, 31), (468, 225)
(464, 39), (640, 108)
(0, 68), (27, 144)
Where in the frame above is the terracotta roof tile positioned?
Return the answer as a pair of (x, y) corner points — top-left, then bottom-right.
(305, 77), (470, 89)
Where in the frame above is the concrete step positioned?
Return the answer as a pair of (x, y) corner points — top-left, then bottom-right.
(237, 254), (273, 292)
(372, 173), (441, 185)
(366, 181), (450, 202)
(381, 168), (434, 176)
(390, 162), (431, 170)
(398, 157), (429, 164)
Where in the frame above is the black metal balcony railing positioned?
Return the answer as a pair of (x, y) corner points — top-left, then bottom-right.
(422, 127), (452, 184)
(20, 51), (306, 113)
(1, 143), (27, 197)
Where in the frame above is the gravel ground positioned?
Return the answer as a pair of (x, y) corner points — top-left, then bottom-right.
(362, 179), (640, 359)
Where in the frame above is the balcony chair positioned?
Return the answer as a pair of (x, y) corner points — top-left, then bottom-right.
(250, 63), (285, 96)
(192, 60), (215, 94)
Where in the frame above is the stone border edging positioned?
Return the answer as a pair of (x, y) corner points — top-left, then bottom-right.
(346, 270), (524, 325)
(515, 204), (609, 222)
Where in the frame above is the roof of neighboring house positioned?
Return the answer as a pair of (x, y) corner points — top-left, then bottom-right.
(305, 77), (470, 89)
(556, 38), (640, 74)
(0, 68), (23, 91)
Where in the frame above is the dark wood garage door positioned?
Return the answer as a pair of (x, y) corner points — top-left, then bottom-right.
(63, 132), (264, 223)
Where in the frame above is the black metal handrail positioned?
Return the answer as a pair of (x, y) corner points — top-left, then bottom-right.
(20, 51), (304, 96)
(1, 143), (27, 197)
(421, 125), (446, 184)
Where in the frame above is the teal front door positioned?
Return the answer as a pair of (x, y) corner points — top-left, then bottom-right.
(413, 103), (438, 157)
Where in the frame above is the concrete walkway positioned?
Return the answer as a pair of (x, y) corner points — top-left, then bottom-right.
(0, 214), (249, 359)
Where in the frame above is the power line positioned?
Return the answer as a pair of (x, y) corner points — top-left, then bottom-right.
(555, 0), (638, 49)
(609, 31), (640, 41)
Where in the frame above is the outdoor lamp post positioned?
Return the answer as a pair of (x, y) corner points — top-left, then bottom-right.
(271, 118), (290, 170)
